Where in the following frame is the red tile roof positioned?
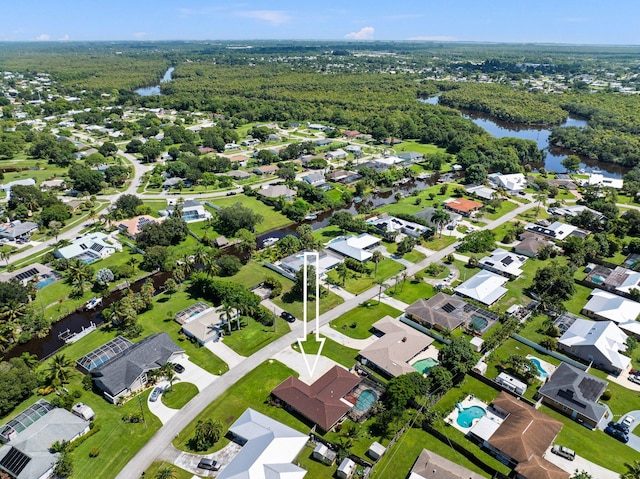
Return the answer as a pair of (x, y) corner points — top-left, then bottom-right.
(271, 366), (360, 432)
(446, 198), (484, 213)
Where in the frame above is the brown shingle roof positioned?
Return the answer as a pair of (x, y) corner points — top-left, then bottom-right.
(489, 392), (563, 464)
(514, 455), (569, 479)
(271, 366), (360, 432)
(405, 293), (467, 331)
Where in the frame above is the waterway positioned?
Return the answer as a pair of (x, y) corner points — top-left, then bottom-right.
(419, 96), (627, 178)
(134, 67), (175, 96)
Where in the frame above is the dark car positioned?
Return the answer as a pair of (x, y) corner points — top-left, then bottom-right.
(197, 458), (219, 471)
(608, 421), (630, 434)
(605, 426), (629, 443)
(280, 311), (296, 323)
(630, 369), (640, 377)
(226, 191), (237, 196)
(172, 363), (185, 374)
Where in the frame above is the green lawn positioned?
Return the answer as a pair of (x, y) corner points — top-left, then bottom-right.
(393, 141), (447, 157)
(386, 279), (436, 304)
(174, 360), (308, 453)
(161, 382), (199, 409)
(144, 462), (194, 479)
(296, 444), (339, 479)
(330, 301), (401, 339)
(402, 249), (426, 263)
(222, 317), (291, 356)
(272, 290), (344, 321)
(226, 260), (293, 290)
(312, 225), (343, 244)
(422, 235), (457, 251)
(482, 200), (519, 221)
(208, 195), (292, 233)
(291, 335), (360, 368)
(326, 258), (405, 295)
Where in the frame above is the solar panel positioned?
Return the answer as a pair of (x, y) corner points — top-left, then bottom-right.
(502, 257), (514, 266)
(442, 303), (456, 314)
(90, 243), (104, 252)
(0, 447), (31, 476)
(15, 268), (39, 282)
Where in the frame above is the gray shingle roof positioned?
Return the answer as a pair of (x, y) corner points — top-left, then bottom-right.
(91, 333), (183, 397)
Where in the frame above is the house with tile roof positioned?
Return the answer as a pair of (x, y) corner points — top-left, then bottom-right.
(405, 293), (468, 332)
(271, 365), (360, 432)
(443, 198), (483, 217)
(537, 363), (608, 428)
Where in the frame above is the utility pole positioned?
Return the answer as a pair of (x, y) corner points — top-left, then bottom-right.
(138, 395), (146, 428)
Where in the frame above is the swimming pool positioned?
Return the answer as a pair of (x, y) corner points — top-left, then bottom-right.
(529, 357), (548, 379)
(35, 277), (56, 289)
(469, 314), (489, 331)
(456, 405), (486, 428)
(354, 389), (377, 412)
(591, 274), (606, 285)
(413, 358), (438, 375)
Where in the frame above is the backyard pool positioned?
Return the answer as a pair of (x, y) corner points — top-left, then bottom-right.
(413, 358), (438, 375)
(591, 274), (606, 284)
(469, 314), (489, 331)
(35, 277), (56, 289)
(529, 357), (548, 379)
(456, 405), (486, 428)
(354, 389), (377, 412)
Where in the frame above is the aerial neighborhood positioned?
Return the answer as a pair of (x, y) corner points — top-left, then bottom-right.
(0, 39), (639, 479)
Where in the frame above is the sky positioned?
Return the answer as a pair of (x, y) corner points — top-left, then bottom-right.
(2, 0), (639, 45)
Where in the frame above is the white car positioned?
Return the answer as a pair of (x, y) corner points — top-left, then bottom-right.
(629, 375), (640, 385)
(622, 415), (635, 428)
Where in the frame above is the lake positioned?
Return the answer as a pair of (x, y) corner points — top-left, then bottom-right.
(419, 96), (627, 178)
(134, 66), (174, 96)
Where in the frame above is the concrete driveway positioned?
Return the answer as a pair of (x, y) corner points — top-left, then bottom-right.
(177, 356), (218, 391)
(272, 346), (342, 384)
(147, 382), (178, 424)
(544, 446), (619, 479)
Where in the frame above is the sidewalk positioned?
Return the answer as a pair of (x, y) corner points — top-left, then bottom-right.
(378, 294), (409, 311)
(204, 341), (245, 368)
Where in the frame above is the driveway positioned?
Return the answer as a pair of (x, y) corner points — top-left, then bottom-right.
(159, 442), (242, 478)
(544, 447), (619, 479)
(178, 356), (218, 391)
(205, 341), (245, 369)
(147, 381), (178, 424)
(607, 372), (640, 392)
(272, 346), (342, 385)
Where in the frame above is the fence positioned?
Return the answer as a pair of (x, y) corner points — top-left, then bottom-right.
(263, 261), (296, 281)
(202, 201), (220, 210)
(467, 370), (537, 408)
(575, 277), (636, 301)
(511, 333), (588, 371)
(399, 315), (451, 345)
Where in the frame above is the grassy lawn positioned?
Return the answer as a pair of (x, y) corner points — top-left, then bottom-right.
(173, 360), (308, 453)
(144, 462), (194, 479)
(272, 290), (344, 320)
(402, 249), (426, 263)
(387, 278), (436, 304)
(481, 200), (518, 221)
(208, 195), (292, 233)
(222, 317), (291, 357)
(291, 335), (360, 368)
(226, 260), (293, 290)
(562, 283), (593, 316)
(394, 141), (447, 157)
(326, 258), (405, 295)
(422, 234), (457, 251)
(330, 301), (401, 339)
(161, 382), (199, 409)
(296, 444), (339, 479)
(312, 225), (343, 244)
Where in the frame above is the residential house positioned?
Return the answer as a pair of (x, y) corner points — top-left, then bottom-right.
(466, 184), (497, 201)
(580, 173), (623, 189)
(468, 392), (567, 479)
(162, 177), (187, 190)
(91, 332), (184, 403)
(537, 363), (608, 428)
(478, 248), (527, 279)
(302, 172), (326, 186)
(326, 234), (381, 262)
(217, 408), (308, 479)
(229, 154), (249, 167)
(117, 215), (161, 238)
(198, 147), (215, 155)
(257, 184), (297, 200)
(253, 164), (279, 175)
(414, 207), (461, 229)
(582, 290), (640, 323)
(374, 155), (404, 167)
(489, 173), (527, 193)
(444, 198), (483, 217)
(367, 214), (427, 239)
(314, 139), (332, 147)
(279, 250), (342, 278)
(0, 220), (38, 241)
(271, 365), (361, 432)
(588, 265), (640, 296)
(524, 221), (582, 241)
(225, 169), (251, 180)
(0, 263), (57, 286)
(408, 449), (485, 479)
(307, 122), (327, 130)
(558, 318), (630, 374)
(342, 130), (360, 139)
(358, 316), (434, 378)
(454, 270), (508, 306)
(165, 199), (211, 222)
(345, 144), (362, 156)
(326, 149), (348, 160)
(54, 232), (122, 262)
(267, 133), (281, 142)
(0, 178), (36, 193)
(405, 293), (468, 332)
(39, 178), (66, 190)
(241, 139), (261, 147)
(514, 233), (553, 258)
(549, 205), (603, 220)
(326, 169), (361, 183)
(0, 400), (91, 479)
(397, 151), (424, 162)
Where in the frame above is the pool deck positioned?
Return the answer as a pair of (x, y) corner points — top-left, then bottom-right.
(526, 354), (557, 380)
(410, 345), (439, 364)
(444, 395), (491, 434)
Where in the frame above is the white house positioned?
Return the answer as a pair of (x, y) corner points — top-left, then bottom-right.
(581, 173), (623, 189)
(164, 199), (211, 222)
(326, 148), (348, 160)
(489, 173), (527, 193)
(367, 214), (427, 238)
(478, 248), (527, 279)
(558, 318), (630, 374)
(54, 232), (122, 262)
(454, 270), (508, 305)
(582, 289), (640, 323)
(327, 234), (381, 261)
(525, 221), (580, 241)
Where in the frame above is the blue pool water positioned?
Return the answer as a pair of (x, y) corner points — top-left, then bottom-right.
(456, 406), (486, 428)
(591, 274), (606, 285)
(469, 314), (489, 331)
(529, 357), (548, 378)
(413, 358), (438, 375)
(354, 389), (377, 412)
(35, 278), (56, 289)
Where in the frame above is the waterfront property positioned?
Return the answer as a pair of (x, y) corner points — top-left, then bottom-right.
(443, 198), (483, 217)
(256, 184), (297, 200)
(76, 336), (134, 374)
(90, 333), (184, 403)
(537, 363), (609, 429)
(117, 215), (162, 238)
(54, 232), (122, 262)
(358, 316), (434, 378)
(367, 213), (427, 239)
(271, 365), (361, 433)
(278, 250), (342, 278)
(0, 262), (60, 288)
(489, 172), (527, 193)
(217, 408), (308, 479)
(162, 199), (211, 222)
(326, 234), (381, 262)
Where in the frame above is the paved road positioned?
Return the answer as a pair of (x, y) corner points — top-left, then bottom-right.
(116, 199), (537, 478)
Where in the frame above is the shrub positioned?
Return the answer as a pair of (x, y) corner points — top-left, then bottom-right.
(89, 448), (101, 458)
(601, 389), (612, 401)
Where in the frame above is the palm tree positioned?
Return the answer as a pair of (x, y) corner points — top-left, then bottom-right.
(160, 364), (177, 392)
(127, 257), (139, 272)
(431, 209), (450, 238)
(335, 262), (348, 286)
(219, 302), (235, 335)
(0, 250), (11, 266)
(19, 352), (39, 369)
(47, 354), (74, 385)
(155, 465), (178, 479)
(193, 246), (208, 266)
(371, 250), (383, 279)
(622, 461), (640, 479)
(534, 191), (547, 217)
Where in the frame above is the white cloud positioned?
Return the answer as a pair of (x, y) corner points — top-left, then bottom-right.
(35, 34), (50, 41)
(408, 35), (456, 41)
(59, 34), (70, 41)
(133, 32), (147, 39)
(236, 10), (291, 26)
(345, 26), (375, 40)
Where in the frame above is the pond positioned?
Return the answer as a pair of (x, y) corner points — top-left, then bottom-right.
(419, 97), (627, 178)
(134, 67), (174, 96)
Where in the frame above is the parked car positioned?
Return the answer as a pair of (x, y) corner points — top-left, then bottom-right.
(629, 375), (640, 385)
(172, 363), (185, 374)
(629, 369), (640, 377)
(197, 458), (219, 471)
(280, 311), (296, 323)
(622, 415), (635, 428)
(149, 387), (161, 402)
(608, 421), (630, 434)
(551, 445), (575, 461)
(226, 191), (237, 196)
(604, 426), (629, 443)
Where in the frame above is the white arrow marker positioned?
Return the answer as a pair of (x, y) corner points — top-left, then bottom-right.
(296, 251), (325, 378)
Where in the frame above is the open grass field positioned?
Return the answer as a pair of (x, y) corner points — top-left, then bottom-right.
(330, 301), (401, 339)
(222, 316), (291, 357)
(272, 290), (344, 321)
(386, 278), (436, 305)
(326, 258), (405, 295)
(144, 462), (194, 479)
(207, 195), (292, 233)
(291, 335), (360, 368)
